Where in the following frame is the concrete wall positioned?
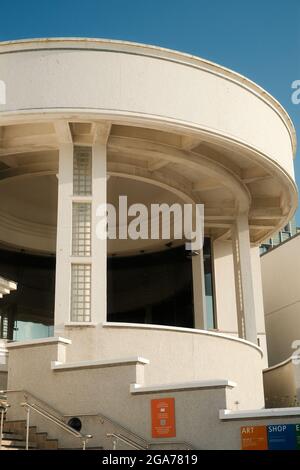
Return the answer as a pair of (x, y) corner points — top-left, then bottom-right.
(5, 339), (231, 449)
(59, 325), (265, 410)
(0, 366), (7, 390)
(263, 359), (299, 408)
(213, 240), (238, 334)
(213, 241), (267, 365)
(251, 246), (268, 367)
(5, 338), (300, 450)
(0, 340), (8, 390)
(261, 234), (300, 366)
(0, 39), (295, 180)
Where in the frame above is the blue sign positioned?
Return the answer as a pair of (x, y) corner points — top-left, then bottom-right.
(267, 424), (297, 450)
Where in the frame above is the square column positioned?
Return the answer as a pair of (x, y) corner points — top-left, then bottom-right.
(54, 143), (73, 330)
(91, 140), (107, 324)
(232, 213), (257, 344)
(54, 124), (109, 331)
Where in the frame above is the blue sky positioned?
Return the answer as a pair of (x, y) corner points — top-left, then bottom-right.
(1, 0), (300, 222)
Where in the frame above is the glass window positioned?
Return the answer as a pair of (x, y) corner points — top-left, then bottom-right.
(72, 203), (92, 256)
(71, 264), (91, 322)
(13, 321), (54, 341)
(73, 146), (92, 196)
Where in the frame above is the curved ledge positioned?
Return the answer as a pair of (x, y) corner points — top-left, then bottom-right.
(6, 337), (71, 349)
(263, 355), (299, 373)
(220, 407), (300, 420)
(0, 37), (296, 154)
(130, 379), (236, 395)
(51, 356), (149, 371)
(101, 321), (264, 357)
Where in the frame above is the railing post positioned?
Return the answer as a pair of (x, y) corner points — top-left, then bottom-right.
(25, 406), (30, 451)
(113, 439), (117, 450)
(0, 408), (4, 449)
(82, 438), (86, 450)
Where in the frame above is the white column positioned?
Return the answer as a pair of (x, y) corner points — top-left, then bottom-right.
(232, 233), (245, 339)
(192, 250), (207, 330)
(54, 143), (73, 331)
(91, 140), (107, 324)
(232, 213), (257, 344)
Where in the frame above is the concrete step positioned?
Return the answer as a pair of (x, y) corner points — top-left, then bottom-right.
(0, 447), (20, 451)
(3, 420), (59, 449)
(1, 432), (25, 440)
(1, 439), (37, 449)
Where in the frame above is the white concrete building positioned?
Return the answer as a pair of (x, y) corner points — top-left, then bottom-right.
(0, 38), (299, 450)
(261, 234), (300, 409)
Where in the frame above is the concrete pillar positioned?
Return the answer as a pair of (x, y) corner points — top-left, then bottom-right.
(192, 250), (207, 330)
(54, 143), (73, 330)
(91, 140), (107, 324)
(54, 121), (110, 332)
(232, 213), (257, 344)
(0, 339), (8, 365)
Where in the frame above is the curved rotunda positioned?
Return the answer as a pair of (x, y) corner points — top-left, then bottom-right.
(0, 39), (297, 415)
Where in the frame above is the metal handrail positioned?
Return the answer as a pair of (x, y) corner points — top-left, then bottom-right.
(0, 401), (10, 450)
(2, 390), (194, 450)
(106, 433), (146, 450)
(66, 411), (194, 450)
(20, 402), (92, 450)
(106, 432), (193, 450)
(64, 410), (149, 448)
(0, 389), (65, 420)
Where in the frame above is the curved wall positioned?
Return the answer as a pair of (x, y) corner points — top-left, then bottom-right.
(0, 39), (296, 180)
(261, 234), (300, 366)
(63, 323), (264, 409)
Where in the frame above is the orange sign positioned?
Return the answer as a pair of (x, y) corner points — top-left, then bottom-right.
(151, 398), (176, 438)
(241, 426), (268, 450)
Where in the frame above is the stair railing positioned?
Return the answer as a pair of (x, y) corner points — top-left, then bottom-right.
(106, 433), (146, 450)
(65, 411), (194, 450)
(2, 390), (194, 450)
(20, 402), (92, 450)
(64, 410), (150, 449)
(0, 401), (9, 450)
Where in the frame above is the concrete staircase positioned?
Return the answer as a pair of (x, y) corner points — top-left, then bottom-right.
(1, 420), (58, 450)
(1, 420), (103, 450)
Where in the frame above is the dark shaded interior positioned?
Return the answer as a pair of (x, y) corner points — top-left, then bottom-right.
(107, 245), (194, 327)
(0, 249), (55, 340)
(0, 240), (215, 340)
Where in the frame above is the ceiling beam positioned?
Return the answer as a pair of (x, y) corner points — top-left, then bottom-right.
(54, 121), (72, 144)
(108, 136), (250, 211)
(250, 208), (282, 219)
(148, 159), (169, 172)
(241, 167), (271, 183)
(0, 144), (57, 156)
(0, 162), (57, 181)
(181, 136), (202, 151)
(93, 122), (112, 144)
(0, 155), (19, 168)
(192, 181), (223, 192)
(195, 143), (242, 177)
(252, 197), (281, 208)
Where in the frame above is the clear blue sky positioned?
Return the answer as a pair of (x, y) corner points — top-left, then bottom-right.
(1, 0), (300, 222)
